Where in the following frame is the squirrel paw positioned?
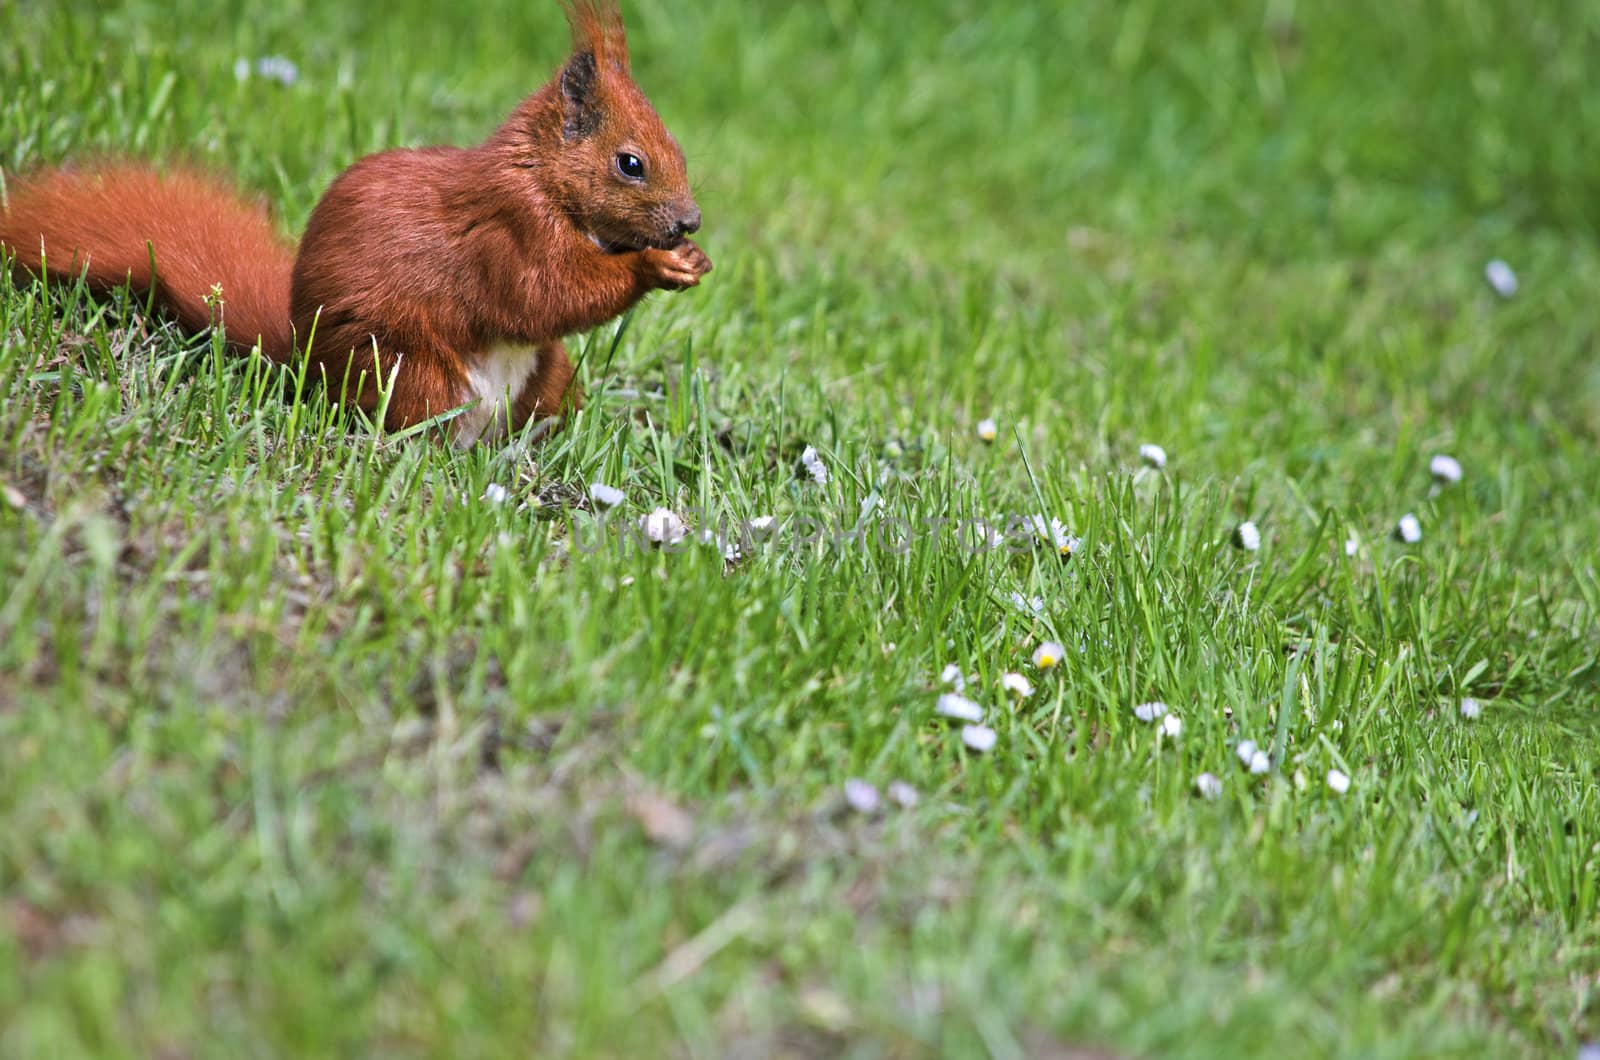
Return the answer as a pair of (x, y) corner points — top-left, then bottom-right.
(641, 241), (713, 291)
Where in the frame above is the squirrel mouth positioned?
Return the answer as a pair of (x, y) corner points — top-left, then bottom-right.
(588, 231), (641, 254)
(588, 231), (677, 254)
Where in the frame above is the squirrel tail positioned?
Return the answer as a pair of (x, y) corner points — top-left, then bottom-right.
(0, 163), (295, 361)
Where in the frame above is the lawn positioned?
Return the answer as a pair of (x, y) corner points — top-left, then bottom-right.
(2, 0), (1598, 1056)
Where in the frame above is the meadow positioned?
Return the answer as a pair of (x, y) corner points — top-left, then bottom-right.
(2, 0), (1598, 1056)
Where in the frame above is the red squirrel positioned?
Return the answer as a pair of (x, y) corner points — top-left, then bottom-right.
(0, 0), (710, 447)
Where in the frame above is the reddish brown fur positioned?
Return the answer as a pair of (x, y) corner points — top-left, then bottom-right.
(0, 0), (709, 442)
(563, 0), (631, 71)
(0, 165), (294, 357)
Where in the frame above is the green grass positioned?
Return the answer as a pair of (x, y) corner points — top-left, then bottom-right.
(3, 0), (1599, 1056)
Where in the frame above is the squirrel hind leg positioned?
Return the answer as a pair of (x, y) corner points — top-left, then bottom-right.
(511, 340), (582, 434)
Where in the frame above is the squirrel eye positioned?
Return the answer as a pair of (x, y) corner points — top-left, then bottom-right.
(615, 152), (645, 180)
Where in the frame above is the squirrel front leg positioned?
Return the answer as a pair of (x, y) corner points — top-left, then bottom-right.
(637, 241), (712, 291)
(513, 239), (713, 340)
(499, 244), (709, 438)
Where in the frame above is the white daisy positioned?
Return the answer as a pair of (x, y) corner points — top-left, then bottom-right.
(1249, 750), (1271, 775)
(799, 445), (829, 485)
(1459, 697), (1482, 720)
(480, 482), (509, 505)
(1139, 443), (1168, 470)
(1133, 701), (1169, 723)
(1161, 714), (1184, 737)
(1233, 521), (1261, 552)
(977, 418), (998, 443)
(255, 56), (299, 86)
(237, 55), (299, 86)
(1484, 259), (1518, 298)
(887, 780), (919, 808)
(1235, 739), (1258, 767)
(970, 519), (1007, 550)
(1028, 515), (1080, 557)
(1194, 773), (1223, 800)
(1008, 592), (1046, 618)
(589, 482), (625, 508)
(1031, 641), (1066, 670)
(1344, 533), (1360, 557)
(1395, 513), (1422, 544)
(1326, 769), (1351, 795)
(844, 778), (881, 813)
(938, 664), (966, 692)
(936, 693), (984, 723)
(748, 515), (776, 533)
(1001, 672), (1034, 698)
(640, 507), (687, 546)
(1429, 454), (1463, 485)
(960, 724), (997, 753)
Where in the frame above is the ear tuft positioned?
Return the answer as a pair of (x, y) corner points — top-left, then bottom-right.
(560, 51), (601, 139)
(561, 0), (630, 73)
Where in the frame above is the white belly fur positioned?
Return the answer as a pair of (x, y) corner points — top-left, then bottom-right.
(452, 343), (541, 449)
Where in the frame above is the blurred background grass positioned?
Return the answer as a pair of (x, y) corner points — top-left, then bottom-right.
(8, 0), (1599, 258)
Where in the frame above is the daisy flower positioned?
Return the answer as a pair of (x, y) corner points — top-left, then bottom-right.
(1007, 591), (1046, 618)
(640, 507), (687, 546)
(1394, 513), (1422, 544)
(936, 693), (984, 723)
(237, 55), (299, 86)
(480, 482), (509, 505)
(1429, 454), (1463, 485)
(887, 780), (919, 808)
(969, 519), (1007, 551)
(960, 724), (997, 753)
(1028, 515), (1080, 557)
(1001, 672), (1033, 698)
(1139, 443), (1168, 470)
(977, 418), (998, 443)
(799, 445), (829, 485)
(1194, 773), (1223, 800)
(844, 778), (881, 814)
(1326, 769), (1351, 795)
(1484, 259), (1518, 298)
(589, 482), (625, 508)
(1031, 641), (1066, 670)
(1133, 701), (1169, 723)
(1232, 521), (1261, 552)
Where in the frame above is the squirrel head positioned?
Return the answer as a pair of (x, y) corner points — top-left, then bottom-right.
(508, 0), (700, 252)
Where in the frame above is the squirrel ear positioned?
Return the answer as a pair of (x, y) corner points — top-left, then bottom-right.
(559, 51), (601, 140)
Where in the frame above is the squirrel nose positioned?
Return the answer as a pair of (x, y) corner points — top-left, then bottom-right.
(673, 209), (701, 238)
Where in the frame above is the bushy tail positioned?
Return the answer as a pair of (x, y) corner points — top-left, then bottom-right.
(0, 163), (294, 360)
